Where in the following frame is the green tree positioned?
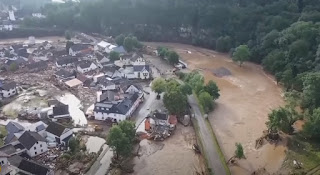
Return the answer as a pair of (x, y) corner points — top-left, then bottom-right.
(180, 83), (192, 95)
(303, 108), (320, 139)
(163, 86), (187, 115)
(301, 72), (320, 110)
(115, 34), (125, 46)
(151, 78), (166, 96)
(266, 107), (296, 134)
(167, 51), (179, 65)
(107, 125), (132, 159)
(232, 45), (250, 66)
(109, 51), (120, 61)
(69, 137), (80, 153)
(204, 80), (220, 100)
(9, 63), (18, 72)
(118, 120), (136, 142)
(184, 71), (205, 95)
(124, 37), (134, 52)
(216, 36), (232, 52)
(198, 91), (213, 113)
(234, 143), (245, 159)
(65, 30), (71, 40)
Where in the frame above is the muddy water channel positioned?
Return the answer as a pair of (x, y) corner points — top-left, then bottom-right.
(146, 42), (286, 175)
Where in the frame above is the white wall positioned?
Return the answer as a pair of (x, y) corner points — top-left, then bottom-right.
(60, 129), (73, 143)
(125, 85), (140, 94)
(0, 157), (8, 165)
(1, 87), (17, 98)
(94, 112), (126, 122)
(134, 70), (150, 79)
(77, 63), (97, 73)
(38, 130), (47, 138)
(27, 141), (48, 157)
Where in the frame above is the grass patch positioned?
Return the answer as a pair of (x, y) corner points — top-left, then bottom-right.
(0, 125), (7, 147)
(205, 120), (231, 175)
(283, 135), (320, 174)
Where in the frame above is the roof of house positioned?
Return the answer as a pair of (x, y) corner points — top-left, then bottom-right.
(0, 144), (17, 155)
(133, 65), (150, 72)
(17, 48), (29, 58)
(55, 69), (74, 79)
(70, 44), (91, 52)
(97, 41), (111, 48)
(76, 74), (89, 83)
(8, 155), (23, 167)
(131, 53), (144, 62)
(99, 78), (115, 87)
(6, 121), (24, 133)
(65, 78), (83, 88)
(18, 158), (50, 175)
(56, 56), (78, 66)
(27, 61), (48, 70)
(45, 122), (67, 137)
(0, 151), (9, 157)
(53, 105), (69, 116)
(100, 91), (117, 102)
(112, 46), (127, 54)
(77, 61), (95, 69)
(95, 53), (105, 60)
(1, 82), (16, 91)
(18, 131), (46, 150)
(11, 44), (23, 51)
(4, 133), (16, 145)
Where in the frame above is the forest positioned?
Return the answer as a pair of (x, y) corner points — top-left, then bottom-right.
(23, 0), (320, 138)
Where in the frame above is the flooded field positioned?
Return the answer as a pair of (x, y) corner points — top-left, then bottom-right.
(132, 124), (206, 175)
(145, 42), (286, 174)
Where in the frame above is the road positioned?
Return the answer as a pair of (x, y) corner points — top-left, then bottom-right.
(188, 95), (227, 175)
(85, 144), (113, 175)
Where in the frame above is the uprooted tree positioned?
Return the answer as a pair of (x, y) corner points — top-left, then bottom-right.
(228, 143), (245, 164)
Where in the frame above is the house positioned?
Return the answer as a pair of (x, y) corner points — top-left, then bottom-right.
(111, 46), (127, 55)
(131, 53), (145, 66)
(54, 69), (75, 80)
(8, 155), (53, 175)
(76, 74), (92, 87)
(42, 41), (52, 50)
(0, 143), (26, 157)
(6, 122), (24, 135)
(133, 65), (151, 79)
(1, 82), (17, 98)
(26, 61), (48, 72)
(10, 44), (23, 54)
(151, 111), (169, 126)
(56, 56), (78, 67)
(69, 44), (92, 56)
(76, 61), (98, 73)
(0, 20), (13, 31)
(94, 92), (142, 122)
(52, 105), (70, 119)
(99, 79), (116, 91)
(65, 78), (83, 88)
(0, 151), (9, 166)
(96, 41), (111, 52)
(18, 131), (48, 157)
(121, 84), (141, 94)
(96, 52), (110, 65)
(45, 122), (73, 145)
(17, 48), (29, 59)
(119, 66), (136, 79)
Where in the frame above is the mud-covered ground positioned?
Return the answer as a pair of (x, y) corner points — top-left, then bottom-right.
(145, 42), (286, 175)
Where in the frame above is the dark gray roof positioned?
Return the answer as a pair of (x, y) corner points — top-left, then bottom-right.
(56, 56), (78, 66)
(45, 122), (67, 137)
(18, 158), (50, 175)
(55, 69), (74, 79)
(112, 46), (127, 54)
(18, 131), (46, 150)
(100, 91), (116, 102)
(70, 44), (91, 52)
(133, 65), (150, 72)
(53, 105), (69, 116)
(78, 61), (94, 69)
(6, 121), (24, 133)
(36, 124), (46, 132)
(11, 44), (23, 51)
(153, 112), (168, 120)
(27, 61), (48, 70)
(131, 53), (144, 62)
(8, 155), (23, 167)
(1, 82), (16, 91)
(99, 78), (115, 87)
(17, 48), (29, 58)
(0, 151), (9, 157)
(4, 133), (15, 144)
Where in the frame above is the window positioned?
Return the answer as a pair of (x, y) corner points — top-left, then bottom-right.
(34, 147), (36, 150)
(41, 149), (43, 152)
(102, 117), (104, 120)
(40, 144), (42, 147)
(35, 152), (37, 155)
(1, 161), (4, 164)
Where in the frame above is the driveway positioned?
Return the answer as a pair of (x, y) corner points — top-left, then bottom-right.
(188, 95), (227, 175)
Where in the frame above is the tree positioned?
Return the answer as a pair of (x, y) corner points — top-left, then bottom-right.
(157, 47), (169, 59)
(232, 45), (250, 66)
(204, 80), (220, 100)
(216, 36), (232, 52)
(184, 71), (205, 95)
(301, 72), (320, 110)
(107, 125), (132, 159)
(303, 108), (320, 139)
(198, 91), (213, 113)
(167, 51), (179, 65)
(151, 78), (166, 96)
(109, 51), (120, 61)
(180, 83), (192, 95)
(65, 30), (71, 40)
(66, 41), (74, 54)
(69, 137), (80, 153)
(118, 120), (136, 142)
(124, 37), (134, 52)
(266, 107), (296, 134)
(163, 86), (187, 115)
(228, 143), (245, 163)
(9, 63), (18, 72)
(115, 34), (125, 46)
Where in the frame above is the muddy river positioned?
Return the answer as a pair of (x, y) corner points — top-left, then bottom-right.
(145, 42), (286, 175)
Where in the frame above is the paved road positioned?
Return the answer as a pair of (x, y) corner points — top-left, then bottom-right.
(188, 95), (227, 175)
(86, 144), (113, 175)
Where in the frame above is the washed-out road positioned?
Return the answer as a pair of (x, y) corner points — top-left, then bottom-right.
(188, 95), (227, 175)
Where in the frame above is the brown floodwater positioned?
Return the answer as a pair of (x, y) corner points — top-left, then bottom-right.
(145, 42), (286, 175)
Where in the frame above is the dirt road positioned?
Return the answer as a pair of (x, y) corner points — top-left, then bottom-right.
(145, 42), (286, 175)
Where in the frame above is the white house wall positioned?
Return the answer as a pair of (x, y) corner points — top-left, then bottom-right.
(27, 141), (48, 157)
(2, 88), (17, 98)
(0, 157), (8, 165)
(60, 129), (73, 143)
